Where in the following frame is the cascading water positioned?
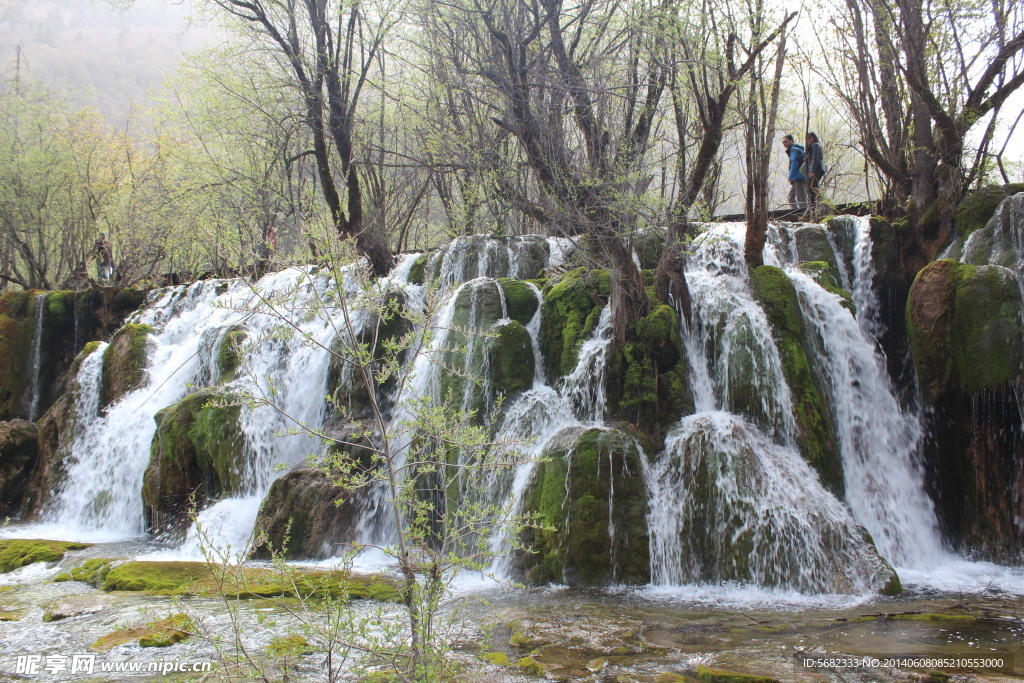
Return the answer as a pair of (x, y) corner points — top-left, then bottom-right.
(26, 293), (46, 422)
(789, 269), (946, 567)
(644, 223), (895, 592)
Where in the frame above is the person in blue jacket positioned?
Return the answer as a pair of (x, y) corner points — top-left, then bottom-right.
(782, 134), (806, 212)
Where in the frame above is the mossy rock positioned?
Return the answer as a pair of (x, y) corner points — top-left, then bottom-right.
(101, 323), (153, 407)
(481, 651), (511, 666)
(251, 463), (361, 560)
(751, 266), (842, 494)
(633, 227), (666, 269)
(519, 427), (649, 586)
(52, 557), (120, 585)
(486, 321), (535, 396)
(42, 594), (113, 622)
(793, 226), (839, 273)
(497, 278), (540, 325)
(216, 328), (246, 382)
(907, 259), (1023, 401)
(94, 560), (402, 602)
(267, 634), (314, 657)
(799, 261), (854, 312)
(540, 268), (610, 380)
(696, 666), (778, 683)
(327, 291), (411, 421)
(92, 614), (196, 651)
(0, 539), (91, 573)
(407, 253), (428, 285)
(439, 279), (507, 418)
(0, 419), (39, 516)
(607, 304), (691, 437)
(956, 184), (1024, 239)
(142, 390), (244, 533)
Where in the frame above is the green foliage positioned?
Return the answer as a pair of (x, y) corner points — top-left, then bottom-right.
(0, 539), (91, 573)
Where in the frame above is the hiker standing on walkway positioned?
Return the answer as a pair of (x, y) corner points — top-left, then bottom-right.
(804, 132), (825, 218)
(782, 135), (807, 212)
(94, 233), (114, 281)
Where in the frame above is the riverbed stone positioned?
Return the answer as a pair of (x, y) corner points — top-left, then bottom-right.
(42, 593), (114, 622)
(517, 426), (649, 586)
(92, 614), (196, 651)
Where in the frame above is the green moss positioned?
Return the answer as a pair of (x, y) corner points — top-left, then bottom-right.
(907, 259), (1024, 401)
(654, 675), (686, 683)
(515, 656), (545, 675)
(751, 266), (842, 494)
(142, 390), (243, 530)
(521, 428), (649, 586)
(52, 557), (118, 585)
(608, 304), (691, 434)
(111, 287), (147, 316)
(890, 612), (975, 622)
(696, 666), (778, 683)
(481, 651), (511, 665)
(100, 323), (153, 406)
(408, 253), (428, 286)
(956, 184), (1024, 239)
(94, 560), (402, 602)
(0, 539), (91, 573)
(799, 261), (855, 312)
(93, 614), (195, 651)
(216, 328), (246, 382)
(45, 290), (75, 318)
(267, 634), (314, 657)
(486, 321), (534, 396)
(497, 278), (540, 325)
(540, 268), (610, 379)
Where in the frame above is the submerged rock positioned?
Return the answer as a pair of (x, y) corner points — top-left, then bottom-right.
(92, 614), (195, 651)
(142, 389), (245, 534)
(0, 420), (38, 517)
(518, 426), (649, 586)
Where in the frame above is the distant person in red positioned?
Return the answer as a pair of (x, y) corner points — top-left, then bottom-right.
(94, 233), (114, 280)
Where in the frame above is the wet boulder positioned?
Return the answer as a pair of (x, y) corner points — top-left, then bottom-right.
(252, 463), (362, 560)
(142, 389), (245, 534)
(100, 323), (153, 407)
(486, 320), (535, 398)
(0, 420), (38, 517)
(792, 226), (839, 273)
(907, 259), (1024, 561)
(497, 278), (540, 326)
(517, 426), (649, 586)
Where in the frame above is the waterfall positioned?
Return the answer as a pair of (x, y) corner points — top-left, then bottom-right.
(26, 294), (46, 422)
(644, 224), (894, 592)
(789, 269), (945, 566)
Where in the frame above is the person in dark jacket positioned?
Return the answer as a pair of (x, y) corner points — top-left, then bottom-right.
(804, 132), (825, 218)
(782, 134), (806, 211)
